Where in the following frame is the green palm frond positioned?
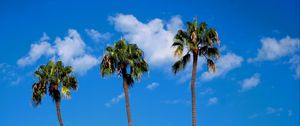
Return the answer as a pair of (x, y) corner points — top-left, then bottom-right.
(171, 18), (220, 74)
(207, 59), (216, 72)
(32, 60), (78, 106)
(100, 39), (149, 87)
(198, 22), (207, 34)
(172, 60), (183, 74)
(207, 47), (220, 59)
(174, 46), (183, 57)
(182, 53), (191, 67)
(124, 74), (134, 87)
(100, 54), (116, 77)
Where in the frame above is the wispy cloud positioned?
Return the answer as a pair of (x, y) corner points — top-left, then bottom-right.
(208, 97), (218, 105)
(248, 107), (292, 119)
(241, 73), (260, 91)
(199, 88), (214, 95)
(248, 113), (259, 119)
(288, 55), (300, 79)
(266, 107), (283, 116)
(163, 99), (190, 105)
(288, 110), (293, 117)
(105, 93), (125, 107)
(110, 14), (183, 66)
(85, 29), (112, 42)
(17, 29), (98, 74)
(146, 82), (159, 90)
(0, 63), (30, 85)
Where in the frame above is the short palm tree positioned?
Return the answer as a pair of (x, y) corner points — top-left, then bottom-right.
(32, 60), (78, 126)
(100, 39), (149, 126)
(171, 18), (220, 126)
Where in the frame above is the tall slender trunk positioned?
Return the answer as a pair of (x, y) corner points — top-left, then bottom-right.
(191, 52), (198, 126)
(123, 77), (133, 126)
(55, 101), (64, 126)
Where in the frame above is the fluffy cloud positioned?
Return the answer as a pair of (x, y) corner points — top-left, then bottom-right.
(201, 53), (244, 81)
(146, 82), (159, 90)
(105, 93), (125, 107)
(241, 73), (260, 91)
(109, 14), (183, 66)
(248, 36), (299, 62)
(17, 33), (55, 66)
(85, 29), (112, 42)
(208, 97), (218, 105)
(55, 29), (98, 74)
(17, 29), (98, 74)
(248, 36), (300, 78)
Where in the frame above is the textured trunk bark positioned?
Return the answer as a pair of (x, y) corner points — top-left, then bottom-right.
(191, 53), (198, 126)
(123, 77), (133, 126)
(56, 101), (64, 126)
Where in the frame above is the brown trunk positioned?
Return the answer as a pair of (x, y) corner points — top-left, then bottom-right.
(55, 101), (64, 126)
(191, 52), (198, 126)
(123, 77), (133, 126)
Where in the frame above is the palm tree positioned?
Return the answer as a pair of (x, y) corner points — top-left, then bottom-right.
(171, 18), (220, 126)
(100, 39), (149, 126)
(32, 60), (78, 126)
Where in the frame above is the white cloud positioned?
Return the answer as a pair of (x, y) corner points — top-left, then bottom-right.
(71, 55), (99, 74)
(17, 29), (98, 74)
(248, 36), (299, 62)
(146, 82), (159, 90)
(201, 53), (244, 81)
(0, 63), (27, 85)
(241, 73), (260, 91)
(85, 29), (112, 42)
(17, 33), (55, 66)
(109, 14), (183, 66)
(55, 29), (98, 74)
(105, 93), (125, 107)
(199, 88), (214, 95)
(266, 107), (283, 115)
(288, 55), (300, 79)
(163, 99), (190, 105)
(248, 36), (300, 79)
(208, 97), (218, 105)
(248, 113), (258, 119)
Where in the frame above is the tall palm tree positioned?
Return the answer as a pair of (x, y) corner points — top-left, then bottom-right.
(100, 39), (149, 126)
(32, 60), (78, 126)
(171, 18), (220, 126)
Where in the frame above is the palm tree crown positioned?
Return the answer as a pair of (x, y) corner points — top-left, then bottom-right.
(32, 60), (78, 105)
(172, 18), (220, 73)
(100, 39), (149, 86)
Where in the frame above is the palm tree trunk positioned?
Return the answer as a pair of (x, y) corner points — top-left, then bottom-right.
(123, 77), (133, 126)
(55, 101), (64, 126)
(191, 53), (198, 126)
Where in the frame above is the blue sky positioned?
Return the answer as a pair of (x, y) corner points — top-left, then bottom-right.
(0, 0), (299, 126)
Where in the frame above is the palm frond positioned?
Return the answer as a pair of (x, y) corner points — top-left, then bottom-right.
(100, 55), (116, 77)
(182, 53), (191, 67)
(172, 60), (183, 74)
(124, 74), (134, 87)
(207, 59), (216, 72)
(207, 47), (220, 59)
